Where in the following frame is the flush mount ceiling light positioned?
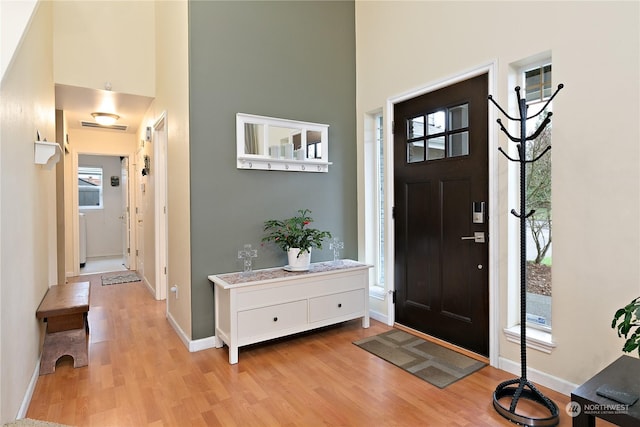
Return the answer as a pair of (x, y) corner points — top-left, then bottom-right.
(91, 112), (120, 126)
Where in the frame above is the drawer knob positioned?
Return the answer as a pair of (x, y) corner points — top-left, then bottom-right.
(273, 317), (278, 322)
(338, 303), (342, 308)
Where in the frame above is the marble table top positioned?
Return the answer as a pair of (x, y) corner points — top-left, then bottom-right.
(210, 259), (369, 286)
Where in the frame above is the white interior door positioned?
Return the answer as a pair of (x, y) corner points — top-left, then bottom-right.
(135, 148), (145, 279)
(121, 157), (131, 269)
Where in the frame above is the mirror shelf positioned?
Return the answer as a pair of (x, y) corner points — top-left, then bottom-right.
(236, 113), (331, 173)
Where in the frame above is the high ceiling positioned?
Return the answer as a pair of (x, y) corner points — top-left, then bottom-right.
(55, 84), (154, 134)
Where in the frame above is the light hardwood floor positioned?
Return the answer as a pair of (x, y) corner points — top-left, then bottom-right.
(27, 273), (581, 427)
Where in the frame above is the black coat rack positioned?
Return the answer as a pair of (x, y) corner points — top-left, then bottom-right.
(489, 83), (563, 427)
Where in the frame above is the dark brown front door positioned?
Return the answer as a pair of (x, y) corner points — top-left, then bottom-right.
(394, 73), (489, 356)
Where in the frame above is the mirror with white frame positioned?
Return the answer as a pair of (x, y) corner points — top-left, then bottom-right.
(236, 113), (330, 172)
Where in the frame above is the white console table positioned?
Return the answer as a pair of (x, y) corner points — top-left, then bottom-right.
(208, 260), (372, 364)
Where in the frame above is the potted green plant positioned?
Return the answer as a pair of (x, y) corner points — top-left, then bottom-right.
(611, 296), (640, 356)
(262, 209), (332, 271)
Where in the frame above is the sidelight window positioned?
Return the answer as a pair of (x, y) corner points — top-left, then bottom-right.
(363, 110), (386, 298)
(523, 63), (553, 330)
(504, 60), (554, 332)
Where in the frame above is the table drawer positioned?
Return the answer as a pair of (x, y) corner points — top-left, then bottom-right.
(238, 300), (307, 339)
(309, 289), (364, 323)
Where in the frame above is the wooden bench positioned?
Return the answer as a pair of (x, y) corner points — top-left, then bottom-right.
(36, 281), (90, 375)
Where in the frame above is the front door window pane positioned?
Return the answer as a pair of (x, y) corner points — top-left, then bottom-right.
(408, 141), (424, 163)
(449, 104), (468, 130)
(427, 136), (445, 160)
(427, 111), (445, 135)
(408, 116), (425, 139)
(448, 132), (469, 157)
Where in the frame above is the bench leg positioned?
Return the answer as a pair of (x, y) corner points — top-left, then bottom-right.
(39, 328), (88, 375)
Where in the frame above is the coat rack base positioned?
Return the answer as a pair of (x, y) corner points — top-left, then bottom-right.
(493, 377), (559, 427)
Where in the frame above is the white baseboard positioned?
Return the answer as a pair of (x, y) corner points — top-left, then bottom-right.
(498, 356), (578, 396)
(18, 357), (41, 419)
(142, 277), (155, 296)
(369, 309), (388, 325)
(166, 311), (216, 352)
(189, 336), (217, 352)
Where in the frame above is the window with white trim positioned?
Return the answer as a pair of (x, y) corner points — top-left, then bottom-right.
(510, 59), (554, 331)
(375, 114), (385, 289)
(503, 56), (556, 353)
(78, 166), (104, 209)
(364, 110), (386, 298)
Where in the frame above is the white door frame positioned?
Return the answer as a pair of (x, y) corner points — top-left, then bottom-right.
(71, 150), (136, 276)
(153, 112), (168, 301)
(384, 61), (499, 366)
(121, 157), (131, 269)
(135, 146), (145, 280)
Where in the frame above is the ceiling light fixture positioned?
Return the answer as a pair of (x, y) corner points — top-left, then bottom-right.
(91, 112), (120, 126)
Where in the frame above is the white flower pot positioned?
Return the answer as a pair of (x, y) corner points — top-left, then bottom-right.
(287, 248), (311, 271)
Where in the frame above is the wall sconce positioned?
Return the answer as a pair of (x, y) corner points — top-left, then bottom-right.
(91, 112), (120, 126)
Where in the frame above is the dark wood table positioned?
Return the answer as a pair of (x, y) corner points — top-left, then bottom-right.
(571, 355), (640, 426)
(36, 281), (90, 374)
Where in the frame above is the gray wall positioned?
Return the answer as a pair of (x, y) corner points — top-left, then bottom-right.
(189, 1), (357, 339)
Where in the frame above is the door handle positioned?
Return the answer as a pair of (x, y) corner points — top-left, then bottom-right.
(461, 231), (485, 243)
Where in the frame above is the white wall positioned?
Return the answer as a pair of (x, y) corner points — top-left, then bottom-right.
(78, 154), (124, 258)
(0, 2), (55, 422)
(52, 0), (155, 97)
(0, 0), (38, 82)
(356, 0), (640, 389)
(153, 0), (191, 340)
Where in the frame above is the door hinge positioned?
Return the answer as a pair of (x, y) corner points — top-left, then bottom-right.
(391, 290), (397, 304)
(135, 249), (139, 256)
(392, 121), (395, 135)
(127, 248), (130, 254)
(392, 206), (396, 219)
(164, 266), (167, 275)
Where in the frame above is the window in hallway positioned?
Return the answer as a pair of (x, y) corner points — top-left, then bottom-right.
(78, 166), (103, 209)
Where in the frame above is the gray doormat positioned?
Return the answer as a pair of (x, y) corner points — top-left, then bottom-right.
(101, 272), (141, 286)
(353, 329), (486, 388)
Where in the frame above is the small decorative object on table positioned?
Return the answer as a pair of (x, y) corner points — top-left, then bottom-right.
(262, 209), (331, 271)
(238, 244), (258, 275)
(329, 237), (344, 264)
